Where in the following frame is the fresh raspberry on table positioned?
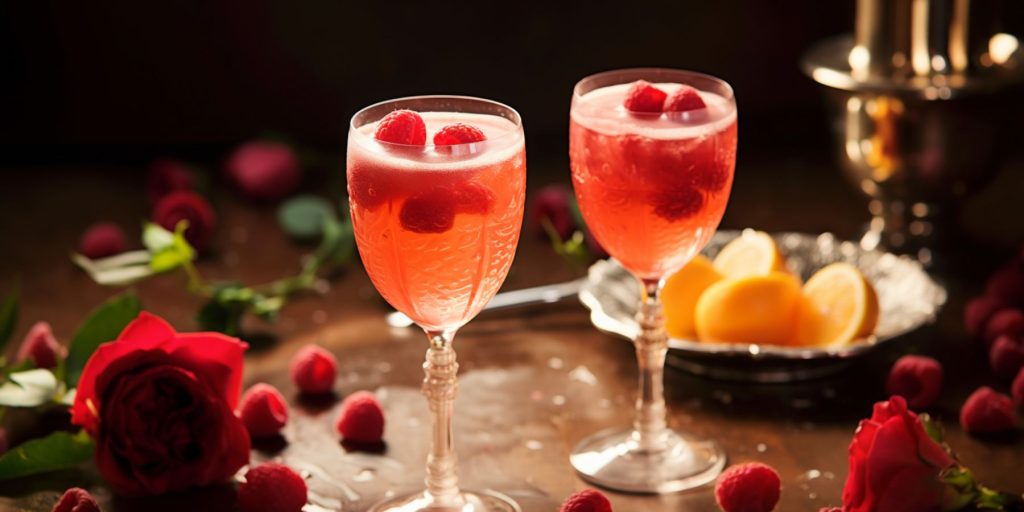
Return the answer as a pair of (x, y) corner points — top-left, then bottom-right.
(983, 308), (1024, 347)
(375, 109), (427, 146)
(335, 390), (385, 444)
(79, 222), (126, 259)
(715, 462), (782, 512)
(152, 191), (217, 253)
(399, 189), (457, 234)
(989, 336), (1024, 379)
(623, 80), (667, 113)
(225, 141), (302, 202)
(238, 383), (289, 439)
(886, 355), (943, 409)
(17, 321), (65, 370)
(559, 488), (612, 512)
(1013, 367), (1024, 409)
(289, 345), (337, 395)
(665, 85), (707, 113)
(530, 185), (576, 240)
(987, 266), (1024, 308)
(52, 487), (99, 512)
(960, 386), (1018, 434)
(238, 463), (307, 512)
(146, 158), (195, 205)
(433, 123), (486, 153)
(964, 295), (1005, 338)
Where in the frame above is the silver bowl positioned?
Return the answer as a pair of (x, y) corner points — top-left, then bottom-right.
(579, 230), (947, 382)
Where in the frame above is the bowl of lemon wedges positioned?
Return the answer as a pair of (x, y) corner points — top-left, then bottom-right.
(580, 229), (947, 382)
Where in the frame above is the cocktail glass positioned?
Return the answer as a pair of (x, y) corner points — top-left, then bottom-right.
(568, 68), (737, 493)
(348, 96), (526, 512)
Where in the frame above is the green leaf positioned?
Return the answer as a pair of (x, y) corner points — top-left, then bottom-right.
(920, 413), (945, 445)
(196, 283), (249, 335)
(142, 222), (176, 252)
(0, 285), (18, 351)
(0, 430), (94, 480)
(64, 293), (142, 387)
(72, 253), (156, 287)
(146, 222), (195, 273)
(312, 211), (355, 268)
(278, 195), (335, 241)
(251, 295), (284, 322)
(0, 369), (58, 407)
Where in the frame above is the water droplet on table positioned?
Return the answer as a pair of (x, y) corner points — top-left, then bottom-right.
(551, 395), (566, 406)
(756, 443), (768, 453)
(353, 468), (376, 482)
(525, 440), (543, 450)
(547, 357), (564, 370)
(568, 366), (597, 385)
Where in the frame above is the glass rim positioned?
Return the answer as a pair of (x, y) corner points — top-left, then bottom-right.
(348, 94), (524, 150)
(572, 67), (736, 103)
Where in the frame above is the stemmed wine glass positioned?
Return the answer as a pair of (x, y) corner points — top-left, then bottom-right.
(347, 96), (526, 511)
(567, 68), (737, 492)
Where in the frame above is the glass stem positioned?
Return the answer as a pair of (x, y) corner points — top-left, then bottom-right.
(422, 330), (463, 507)
(633, 278), (669, 452)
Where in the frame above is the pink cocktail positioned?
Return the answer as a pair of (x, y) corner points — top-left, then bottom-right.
(348, 96), (525, 512)
(568, 69), (737, 493)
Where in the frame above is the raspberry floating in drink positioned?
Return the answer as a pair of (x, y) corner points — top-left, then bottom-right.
(623, 80), (667, 113)
(375, 109), (427, 145)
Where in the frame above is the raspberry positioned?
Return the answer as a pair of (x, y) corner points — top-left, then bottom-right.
(53, 488), (99, 512)
(79, 222), (126, 259)
(652, 183), (705, 221)
(453, 181), (494, 215)
(960, 386), (1017, 434)
(530, 185), (577, 240)
(225, 141), (302, 202)
(399, 189), (456, 234)
(665, 85), (706, 112)
(989, 336), (1024, 379)
(1013, 367), (1024, 409)
(289, 345), (337, 395)
(964, 295), (1005, 338)
(238, 383), (289, 438)
(146, 158), (195, 205)
(987, 266), (1024, 308)
(375, 110), (427, 146)
(347, 166), (398, 212)
(433, 123), (487, 154)
(692, 163), (730, 193)
(17, 322), (64, 369)
(559, 489), (612, 512)
(886, 355), (943, 409)
(983, 308), (1024, 347)
(335, 390), (385, 443)
(623, 80), (667, 113)
(153, 191), (217, 253)
(715, 462), (782, 512)
(238, 463), (307, 512)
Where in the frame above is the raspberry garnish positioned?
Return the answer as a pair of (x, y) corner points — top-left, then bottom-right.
(886, 355), (943, 409)
(53, 488), (99, 512)
(289, 345), (337, 395)
(17, 321), (64, 370)
(453, 181), (494, 215)
(987, 266), (1024, 308)
(238, 463), (307, 512)
(715, 462), (782, 512)
(238, 383), (289, 439)
(983, 308), (1024, 347)
(623, 80), (667, 113)
(79, 222), (126, 259)
(665, 85), (707, 112)
(1013, 367), (1024, 409)
(335, 390), (385, 444)
(960, 386), (1018, 434)
(965, 295), (1005, 338)
(559, 489), (612, 512)
(375, 110), (427, 145)
(152, 191), (217, 253)
(989, 335), (1024, 379)
(399, 189), (457, 234)
(652, 184), (705, 221)
(433, 123), (487, 152)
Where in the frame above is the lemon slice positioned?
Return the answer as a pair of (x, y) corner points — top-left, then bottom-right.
(694, 272), (802, 346)
(713, 230), (791, 279)
(796, 263), (879, 347)
(663, 255), (723, 339)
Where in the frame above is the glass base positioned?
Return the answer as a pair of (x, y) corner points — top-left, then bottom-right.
(368, 490), (521, 512)
(569, 428), (726, 494)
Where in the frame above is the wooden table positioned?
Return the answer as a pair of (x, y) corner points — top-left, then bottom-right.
(0, 165), (1021, 511)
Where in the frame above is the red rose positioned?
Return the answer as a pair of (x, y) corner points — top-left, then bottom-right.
(225, 141), (301, 202)
(153, 191), (217, 253)
(842, 396), (955, 512)
(146, 158), (195, 205)
(71, 312), (250, 496)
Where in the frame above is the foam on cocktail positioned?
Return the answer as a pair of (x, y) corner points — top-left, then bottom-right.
(571, 83), (736, 140)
